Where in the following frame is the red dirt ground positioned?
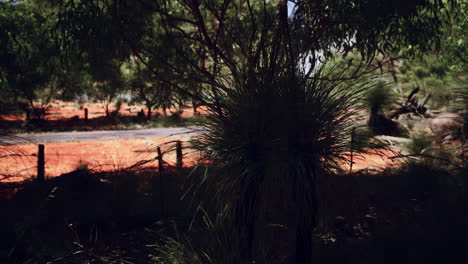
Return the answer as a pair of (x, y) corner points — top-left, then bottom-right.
(343, 150), (400, 171)
(0, 135), (199, 182)
(1, 101), (203, 121)
(1, 135), (397, 183)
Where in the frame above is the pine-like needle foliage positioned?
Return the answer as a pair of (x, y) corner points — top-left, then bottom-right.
(192, 49), (375, 261)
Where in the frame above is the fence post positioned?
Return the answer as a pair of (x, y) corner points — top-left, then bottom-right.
(157, 147), (164, 173)
(84, 108), (88, 121)
(37, 144), (45, 182)
(176, 141), (183, 169)
(157, 147), (165, 217)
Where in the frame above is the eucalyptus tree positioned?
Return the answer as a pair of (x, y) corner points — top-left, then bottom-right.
(396, 1), (467, 109)
(52, 0), (457, 263)
(127, 58), (176, 119)
(0, 1), (57, 117)
(0, 0), (92, 118)
(87, 59), (126, 117)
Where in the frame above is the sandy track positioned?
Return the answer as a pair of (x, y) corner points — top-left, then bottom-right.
(1, 127), (200, 145)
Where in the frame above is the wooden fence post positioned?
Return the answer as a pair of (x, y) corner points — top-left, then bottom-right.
(157, 147), (165, 217)
(37, 144), (45, 182)
(84, 108), (88, 121)
(176, 141), (183, 169)
(157, 147), (164, 173)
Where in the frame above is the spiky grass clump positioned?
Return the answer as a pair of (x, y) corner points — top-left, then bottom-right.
(154, 214), (249, 264)
(197, 63), (372, 172)
(365, 80), (397, 114)
(405, 130), (433, 155)
(191, 57), (376, 261)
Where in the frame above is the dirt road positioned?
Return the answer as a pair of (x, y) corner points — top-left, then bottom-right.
(1, 127), (200, 145)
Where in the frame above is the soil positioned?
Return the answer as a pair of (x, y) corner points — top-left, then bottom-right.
(0, 135), (199, 183)
(1, 101), (201, 121)
(1, 137), (396, 183)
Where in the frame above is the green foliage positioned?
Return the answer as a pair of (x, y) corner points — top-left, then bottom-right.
(154, 220), (248, 264)
(398, 55), (464, 109)
(86, 60), (126, 116)
(365, 80), (397, 114)
(405, 130), (433, 155)
(0, 1), (94, 109)
(0, 2), (57, 105)
(403, 129), (463, 171)
(293, 0), (452, 59)
(125, 58), (178, 119)
(396, 0), (467, 109)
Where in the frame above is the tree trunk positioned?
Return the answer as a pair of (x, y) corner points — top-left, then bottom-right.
(147, 104), (152, 120)
(105, 103), (110, 117)
(162, 106), (167, 116)
(279, 0), (288, 30)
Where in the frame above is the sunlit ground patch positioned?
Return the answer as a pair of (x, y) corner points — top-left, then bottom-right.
(0, 135), (199, 182)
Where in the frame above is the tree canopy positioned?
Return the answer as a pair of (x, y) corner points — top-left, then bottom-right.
(0, 1), (56, 106)
(46, 0), (459, 107)
(1, 0), (463, 112)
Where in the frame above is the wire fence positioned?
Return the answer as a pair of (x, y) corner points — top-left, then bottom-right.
(0, 139), (198, 183)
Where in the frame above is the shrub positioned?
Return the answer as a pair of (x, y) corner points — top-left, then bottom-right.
(365, 80), (397, 114)
(74, 160), (91, 171)
(191, 57), (374, 262)
(405, 130), (433, 156)
(171, 109), (184, 122)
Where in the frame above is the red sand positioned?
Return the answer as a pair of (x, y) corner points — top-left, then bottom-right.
(0, 135), (199, 182)
(342, 150), (400, 171)
(1, 134), (397, 183)
(1, 101), (204, 121)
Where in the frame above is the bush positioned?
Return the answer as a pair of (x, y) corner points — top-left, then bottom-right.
(365, 80), (397, 114)
(190, 54), (376, 262)
(74, 160), (90, 171)
(171, 109), (183, 121)
(405, 130), (433, 155)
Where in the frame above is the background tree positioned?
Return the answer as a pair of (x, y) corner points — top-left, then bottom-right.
(126, 58), (175, 119)
(0, 1), (57, 118)
(0, 0), (92, 118)
(396, 1), (467, 110)
(88, 59), (126, 117)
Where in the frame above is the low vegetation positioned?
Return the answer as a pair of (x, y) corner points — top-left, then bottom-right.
(1, 158), (467, 263)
